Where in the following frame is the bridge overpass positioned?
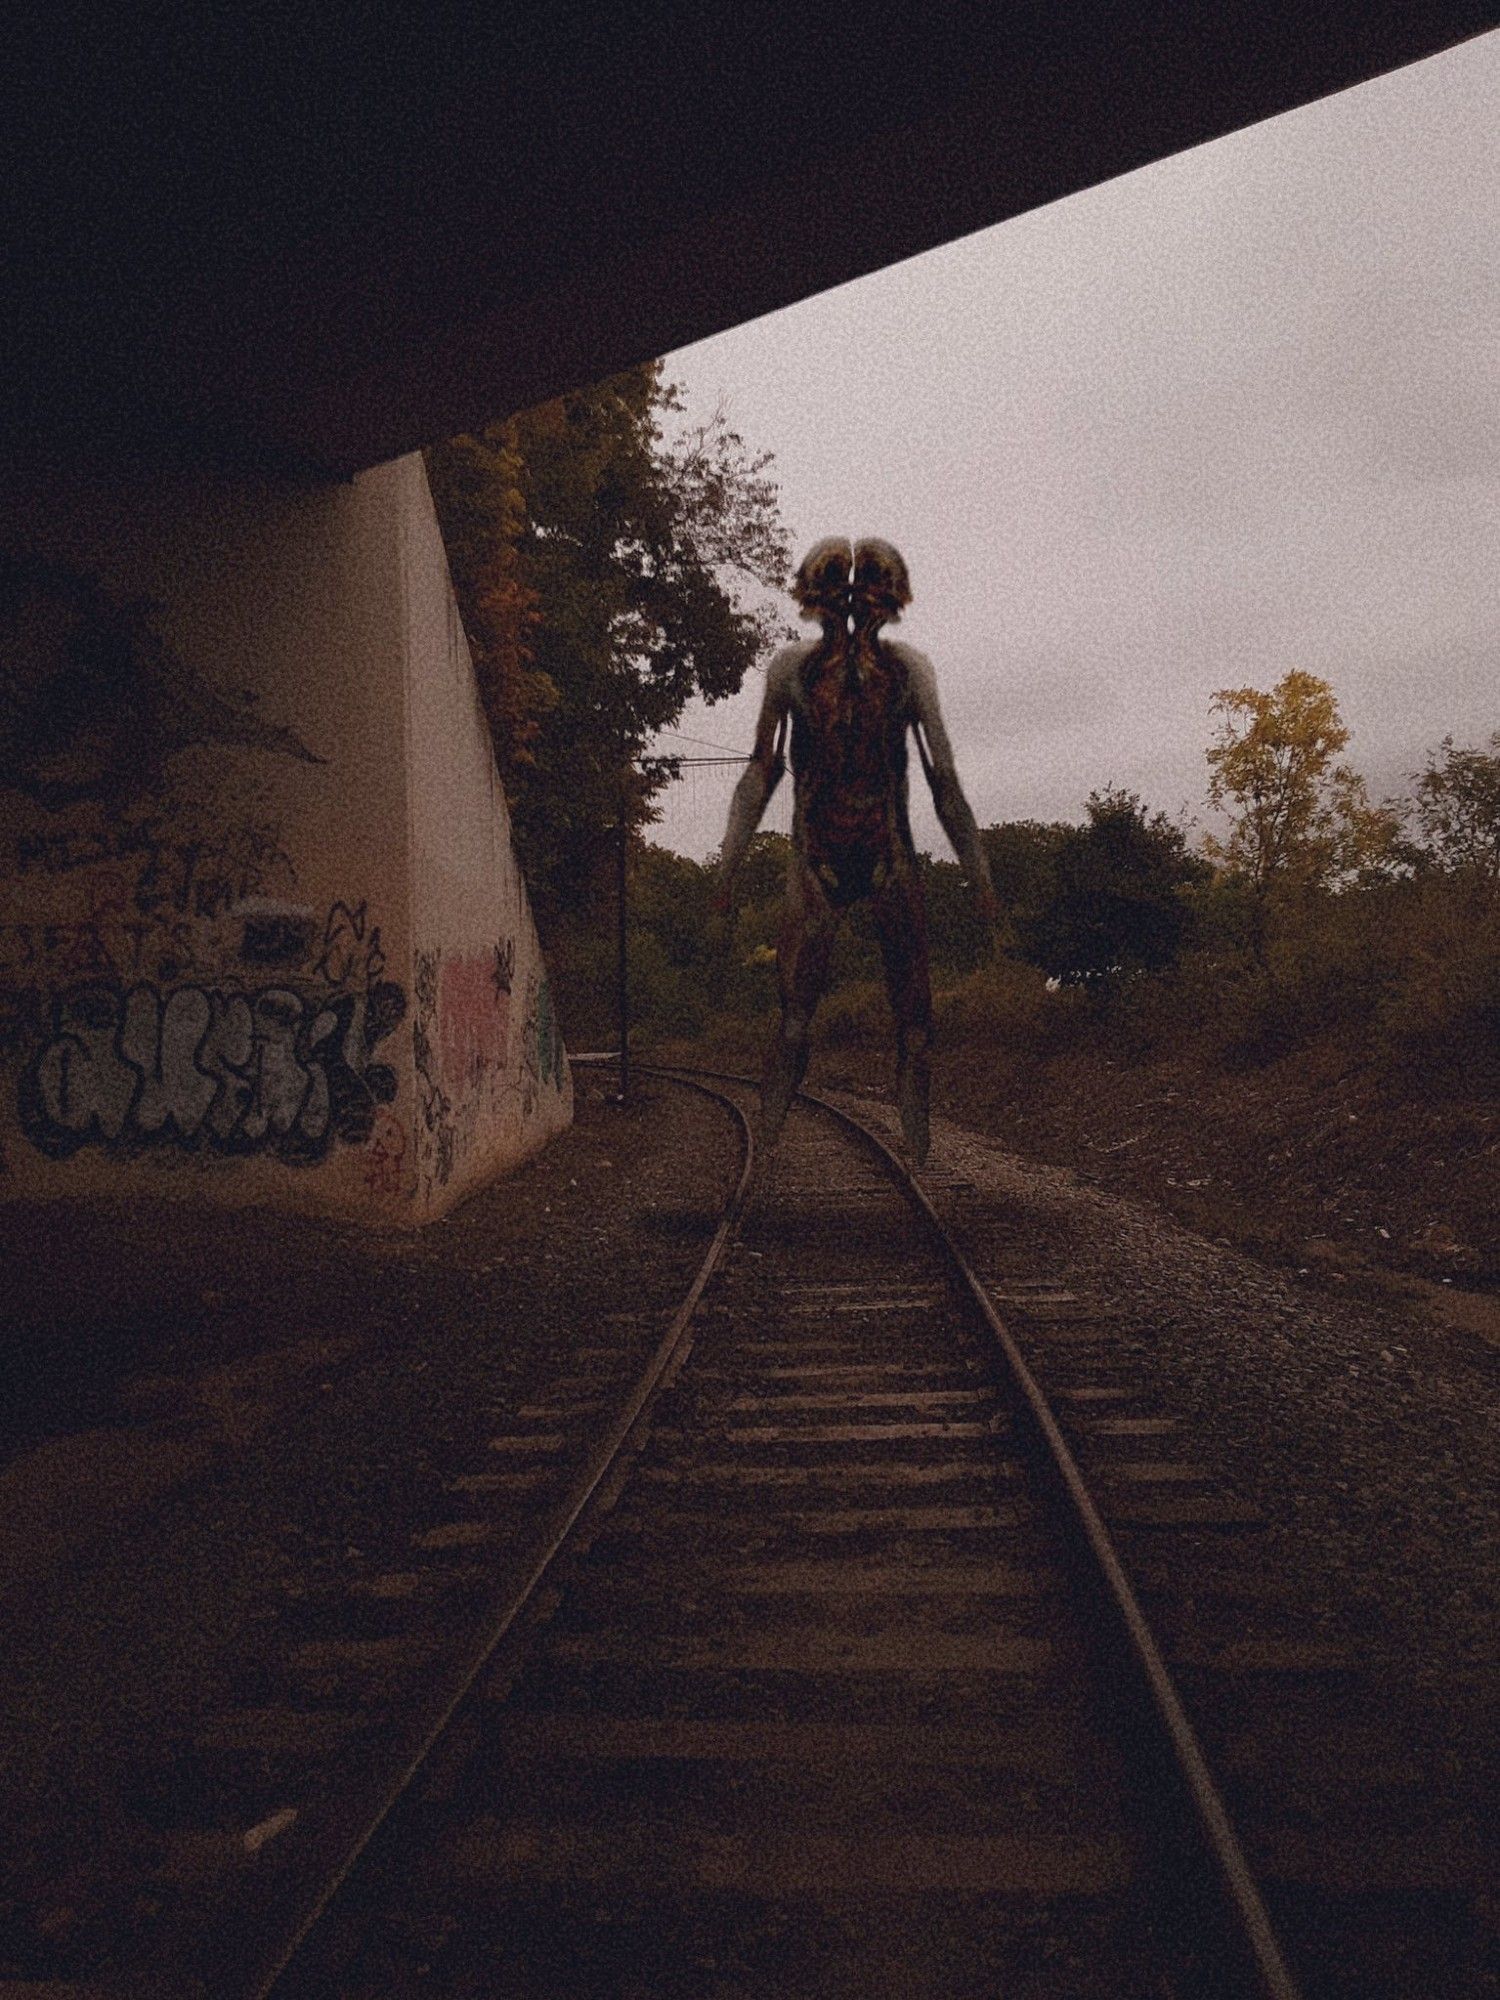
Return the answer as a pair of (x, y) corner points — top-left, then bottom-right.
(0, 4), (1492, 1221)
(6, 2), (1495, 475)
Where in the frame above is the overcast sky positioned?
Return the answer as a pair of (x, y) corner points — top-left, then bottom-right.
(647, 30), (1499, 862)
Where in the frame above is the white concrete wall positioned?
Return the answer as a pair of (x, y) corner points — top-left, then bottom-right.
(0, 454), (569, 1222)
(399, 456), (572, 1212)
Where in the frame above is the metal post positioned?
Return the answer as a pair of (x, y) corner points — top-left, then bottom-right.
(616, 802), (629, 1103)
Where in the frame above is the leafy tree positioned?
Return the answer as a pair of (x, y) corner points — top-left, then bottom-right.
(427, 363), (792, 927)
(920, 856), (993, 974)
(419, 425), (552, 783)
(980, 820), (1072, 926)
(631, 842), (717, 971)
(724, 829), (793, 916)
(1020, 787), (1208, 985)
(720, 832), (795, 1011)
(1203, 670), (1398, 894)
(1410, 732), (1500, 880)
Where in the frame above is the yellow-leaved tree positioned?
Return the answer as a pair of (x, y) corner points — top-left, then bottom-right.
(1204, 670), (1398, 895)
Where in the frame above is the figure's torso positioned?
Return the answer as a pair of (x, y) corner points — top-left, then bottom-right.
(790, 626), (913, 903)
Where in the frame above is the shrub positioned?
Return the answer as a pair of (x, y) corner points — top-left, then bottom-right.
(934, 957), (1081, 1054)
(1020, 788), (1208, 986)
(1375, 880), (1500, 1074)
(818, 979), (889, 1048)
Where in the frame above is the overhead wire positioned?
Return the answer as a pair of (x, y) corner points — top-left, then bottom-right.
(655, 725), (750, 755)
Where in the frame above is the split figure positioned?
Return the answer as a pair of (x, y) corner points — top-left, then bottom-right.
(716, 536), (997, 1164)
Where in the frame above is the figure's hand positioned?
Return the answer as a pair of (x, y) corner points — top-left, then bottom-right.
(710, 882), (733, 920)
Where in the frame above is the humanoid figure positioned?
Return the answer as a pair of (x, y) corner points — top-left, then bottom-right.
(717, 536), (996, 1163)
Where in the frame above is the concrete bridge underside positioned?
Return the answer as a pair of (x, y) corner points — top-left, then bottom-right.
(5, 2), (1495, 476)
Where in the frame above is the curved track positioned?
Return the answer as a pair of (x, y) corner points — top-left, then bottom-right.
(250, 1066), (1300, 1999)
(3, 1064), (1307, 1995)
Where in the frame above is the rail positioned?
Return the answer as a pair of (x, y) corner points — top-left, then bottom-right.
(157, 1056), (1299, 1998)
(224, 1072), (755, 1999)
(650, 1062), (1303, 2000)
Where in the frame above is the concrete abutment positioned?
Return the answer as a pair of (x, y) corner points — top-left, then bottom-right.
(0, 454), (571, 1224)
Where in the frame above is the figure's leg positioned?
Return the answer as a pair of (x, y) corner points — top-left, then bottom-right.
(872, 869), (934, 1165)
(762, 858), (837, 1146)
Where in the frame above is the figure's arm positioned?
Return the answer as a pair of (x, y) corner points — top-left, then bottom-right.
(715, 648), (799, 905)
(900, 647), (999, 919)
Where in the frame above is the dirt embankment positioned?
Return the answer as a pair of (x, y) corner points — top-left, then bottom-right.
(794, 1031), (1500, 1343)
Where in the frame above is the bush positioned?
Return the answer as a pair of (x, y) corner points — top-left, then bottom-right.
(546, 923), (618, 1049)
(1020, 788), (1208, 986)
(1113, 876), (1500, 1075)
(719, 938), (779, 1021)
(818, 979), (889, 1048)
(1234, 890), (1395, 1058)
(934, 957), (1082, 1054)
(626, 929), (710, 1041)
(1375, 880), (1500, 1073)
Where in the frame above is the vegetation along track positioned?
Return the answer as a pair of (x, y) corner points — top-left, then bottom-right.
(258, 1066), (1297, 1999)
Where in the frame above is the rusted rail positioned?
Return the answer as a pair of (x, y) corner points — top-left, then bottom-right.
(195, 1072), (755, 2000)
(787, 1075), (1304, 2000)
(270, 1061), (1304, 1997)
(103, 1059), (1303, 1997)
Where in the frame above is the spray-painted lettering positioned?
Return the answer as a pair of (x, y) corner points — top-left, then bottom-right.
(411, 948), (455, 1187)
(362, 1104), (408, 1196)
(19, 978), (406, 1162)
(491, 936), (515, 997)
(523, 972), (566, 1097)
(314, 900), (385, 987)
(438, 952), (509, 1087)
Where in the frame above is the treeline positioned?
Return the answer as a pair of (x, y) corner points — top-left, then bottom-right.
(427, 363), (791, 933)
(570, 671), (1500, 1085)
(425, 374), (1495, 1085)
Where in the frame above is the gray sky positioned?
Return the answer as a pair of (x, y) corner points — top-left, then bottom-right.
(648, 30), (1500, 862)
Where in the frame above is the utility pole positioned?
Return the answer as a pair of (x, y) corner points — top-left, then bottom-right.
(610, 747), (737, 1105)
(615, 793), (629, 1104)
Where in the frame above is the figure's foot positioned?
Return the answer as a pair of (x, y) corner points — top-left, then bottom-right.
(761, 1039), (804, 1149)
(892, 1020), (933, 1170)
(897, 1070), (930, 1168)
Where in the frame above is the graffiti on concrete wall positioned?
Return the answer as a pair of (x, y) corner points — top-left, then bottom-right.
(437, 949), (510, 1088)
(2, 805), (299, 997)
(0, 553), (320, 809)
(362, 1103), (407, 1196)
(14, 811), (298, 918)
(9, 866), (407, 1165)
(521, 971), (565, 1115)
(411, 947), (455, 1188)
(18, 969), (406, 1164)
(409, 934), (561, 1195)
(313, 899), (386, 988)
(492, 936), (515, 995)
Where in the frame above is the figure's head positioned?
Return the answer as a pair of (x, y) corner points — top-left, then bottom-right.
(852, 538), (911, 623)
(791, 537), (853, 622)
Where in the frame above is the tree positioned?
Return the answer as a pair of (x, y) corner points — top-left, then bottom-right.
(427, 364), (792, 929)
(920, 856), (993, 974)
(1204, 670), (1398, 894)
(418, 425), (551, 783)
(1020, 788), (1208, 985)
(630, 842), (716, 971)
(722, 829), (793, 916)
(1410, 732), (1500, 880)
(981, 820), (1072, 924)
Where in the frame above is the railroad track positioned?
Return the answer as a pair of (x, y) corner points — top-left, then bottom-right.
(275, 1072), (1299, 1993)
(3, 1068), (1315, 1997)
